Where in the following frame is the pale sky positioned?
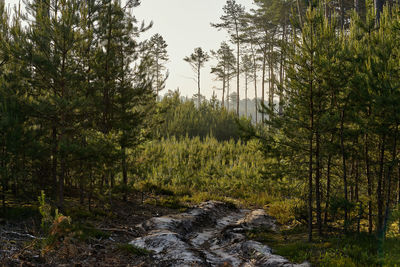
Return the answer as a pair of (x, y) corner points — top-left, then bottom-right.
(5, 0), (256, 99)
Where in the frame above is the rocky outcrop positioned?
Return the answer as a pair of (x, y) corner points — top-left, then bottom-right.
(238, 209), (279, 232)
(130, 201), (310, 267)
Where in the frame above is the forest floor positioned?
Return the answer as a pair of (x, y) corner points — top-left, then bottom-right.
(0, 193), (311, 267)
(1, 193), (400, 266)
(0, 193), (182, 266)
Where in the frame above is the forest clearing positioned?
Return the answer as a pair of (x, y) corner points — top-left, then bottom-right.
(1, 0), (400, 266)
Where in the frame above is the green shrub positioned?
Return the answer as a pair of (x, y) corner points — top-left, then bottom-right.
(268, 199), (299, 225)
(320, 250), (357, 267)
(116, 243), (151, 256)
(38, 191), (53, 231)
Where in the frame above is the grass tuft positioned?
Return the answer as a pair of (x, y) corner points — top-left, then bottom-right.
(116, 243), (151, 256)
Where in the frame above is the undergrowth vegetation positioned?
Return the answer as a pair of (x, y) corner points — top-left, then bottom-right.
(132, 136), (285, 206)
(247, 227), (400, 266)
(131, 136), (400, 266)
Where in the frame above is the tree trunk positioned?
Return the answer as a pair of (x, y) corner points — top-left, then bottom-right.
(222, 67), (226, 108)
(52, 126), (58, 200)
(251, 43), (258, 123)
(355, 159), (359, 202)
(365, 132), (373, 234)
(308, 26), (315, 242)
(383, 126), (397, 239)
(375, 0), (384, 23)
(279, 21), (286, 115)
(1, 145), (6, 214)
(308, 110), (313, 242)
(236, 29), (240, 116)
(324, 153), (332, 225)
(79, 161), (84, 205)
(354, 0), (359, 14)
(197, 63), (201, 108)
(398, 165), (400, 233)
(340, 109), (348, 231)
(59, 149), (65, 211)
(245, 73), (248, 118)
(261, 52), (266, 123)
(156, 55), (160, 97)
(296, 0), (303, 25)
(88, 166), (93, 211)
(316, 127), (322, 236)
(122, 146), (128, 202)
(227, 69), (230, 111)
(269, 43), (275, 114)
(377, 136), (385, 234)
(340, 0), (345, 29)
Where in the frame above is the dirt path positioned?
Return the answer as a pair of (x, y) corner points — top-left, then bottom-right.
(130, 201), (310, 267)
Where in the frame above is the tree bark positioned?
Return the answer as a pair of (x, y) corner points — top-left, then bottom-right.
(308, 107), (314, 242)
(279, 21), (286, 115)
(52, 126), (58, 200)
(365, 132), (373, 234)
(222, 66), (226, 108)
(340, 109), (348, 231)
(236, 25), (240, 116)
(261, 52), (266, 123)
(198, 62), (201, 108)
(251, 43), (258, 123)
(398, 165), (400, 233)
(377, 136), (385, 234)
(269, 42), (275, 115)
(324, 153), (332, 225)
(245, 73), (248, 117)
(122, 146), (128, 202)
(227, 67), (230, 111)
(1, 145), (6, 214)
(316, 127), (322, 236)
(383, 125), (397, 238)
(375, 0), (384, 24)
(340, 0), (345, 29)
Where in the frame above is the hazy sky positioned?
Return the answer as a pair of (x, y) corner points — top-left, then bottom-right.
(5, 0), (256, 99)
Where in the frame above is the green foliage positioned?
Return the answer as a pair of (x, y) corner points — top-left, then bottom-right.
(133, 136), (274, 205)
(38, 191), (53, 231)
(0, 0), (157, 211)
(247, 227), (397, 266)
(268, 199), (299, 225)
(116, 243), (151, 256)
(156, 90), (249, 141)
(328, 197), (356, 220)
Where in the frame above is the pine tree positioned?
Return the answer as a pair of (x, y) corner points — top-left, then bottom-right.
(184, 47), (210, 108)
(210, 42), (236, 110)
(212, 0), (246, 116)
(19, 0), (85, 210)
(240, 53), (254, 118)
(145, 33), (169, 96)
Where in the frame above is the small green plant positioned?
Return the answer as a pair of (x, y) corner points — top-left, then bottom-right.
(38, 191), (53, 231)
(320, 250), (357, 267)
(38, 191), (72, 255)
(116, 243), (151, 256)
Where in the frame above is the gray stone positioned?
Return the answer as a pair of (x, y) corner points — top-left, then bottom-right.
(130, 201), (310, 267)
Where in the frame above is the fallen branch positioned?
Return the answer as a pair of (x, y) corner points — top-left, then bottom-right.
(1, 231), (38, 239)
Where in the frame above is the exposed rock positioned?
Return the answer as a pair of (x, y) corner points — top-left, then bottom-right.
(130, 201), (310, 267)
(239, 209), (279, 232)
